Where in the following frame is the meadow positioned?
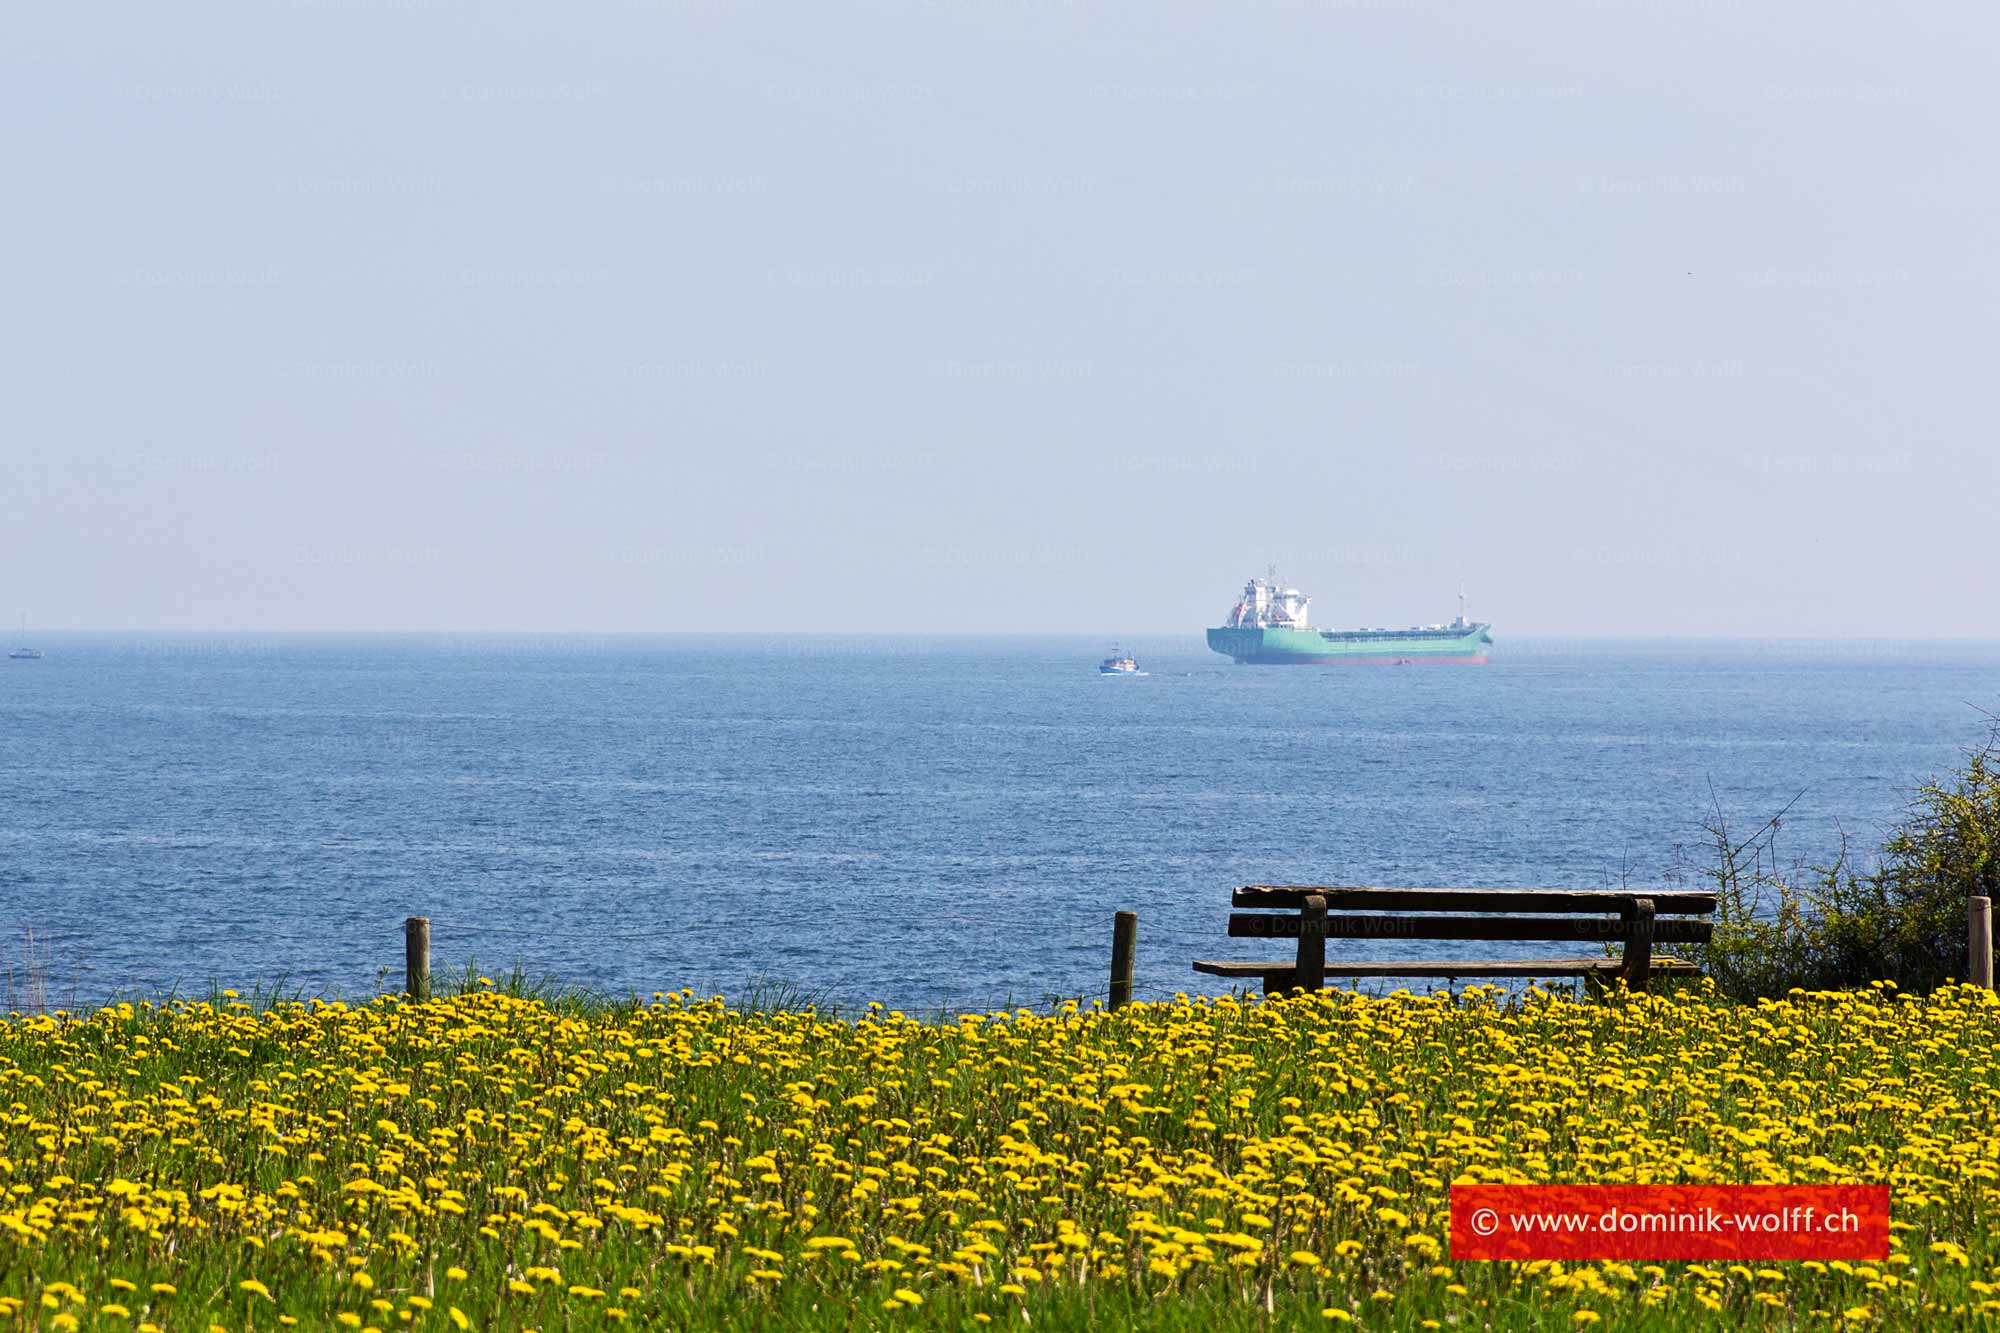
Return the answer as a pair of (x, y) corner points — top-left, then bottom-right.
(2, 981), (1997, 1331)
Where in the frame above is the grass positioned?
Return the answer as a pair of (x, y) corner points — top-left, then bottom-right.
(1, 981), (1997, 1331)
(2, 930), (53, 1018)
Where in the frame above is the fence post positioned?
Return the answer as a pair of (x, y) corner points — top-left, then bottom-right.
(405, 916), (431, 1001)
(1109, 911), (1137, 1010)
(1971, 896), (1993, 990)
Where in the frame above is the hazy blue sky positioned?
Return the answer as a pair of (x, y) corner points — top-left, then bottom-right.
(4, 2), (1994, 635)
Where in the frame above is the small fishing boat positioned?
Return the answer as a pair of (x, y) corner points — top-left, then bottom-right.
(1098, 647), (1145, 676)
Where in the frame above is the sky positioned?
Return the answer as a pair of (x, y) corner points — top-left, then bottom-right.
(3, 2), (1995, 636)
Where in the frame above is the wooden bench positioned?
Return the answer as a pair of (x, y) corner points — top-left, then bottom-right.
(1192, 885), (1716, 995)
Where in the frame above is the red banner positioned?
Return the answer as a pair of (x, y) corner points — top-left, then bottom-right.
(1449, 1184), (1891, 1261)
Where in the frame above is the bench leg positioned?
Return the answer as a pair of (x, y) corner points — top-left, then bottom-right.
(1293, 894), (1327, 993)
(1262, 970), (1296, 995)
(1617, 897), (1655, 992)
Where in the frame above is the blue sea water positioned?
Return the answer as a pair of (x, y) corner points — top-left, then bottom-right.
(1, 635), (1994, 1011)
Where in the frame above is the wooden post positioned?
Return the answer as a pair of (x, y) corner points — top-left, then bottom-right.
(1294, 895), (1327, 993)
(1617, 898), (1655, 993)
(405, 916), (430, 1001)
(1109, 911), (1137, 1010)
(1970, 896), (1993, 990)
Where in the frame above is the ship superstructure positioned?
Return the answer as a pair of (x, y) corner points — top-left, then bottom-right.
(1207, 571), (1493, 664)
(1222, 574), (1314, 631)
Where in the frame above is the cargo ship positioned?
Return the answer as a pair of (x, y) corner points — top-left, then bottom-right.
(1206, 572), (1492, 665)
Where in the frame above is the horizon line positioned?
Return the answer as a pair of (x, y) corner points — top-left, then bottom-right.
(14, 628), (2000, 644)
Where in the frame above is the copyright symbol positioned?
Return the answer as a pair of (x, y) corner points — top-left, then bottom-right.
(1469, 1208), (1500, 1237)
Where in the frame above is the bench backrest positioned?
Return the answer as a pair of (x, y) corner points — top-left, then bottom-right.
(1229, 885), (1716, 945)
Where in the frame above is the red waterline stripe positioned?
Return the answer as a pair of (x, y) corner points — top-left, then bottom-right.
(1238, 655), (1491, 665)
(1450, 1184), (1891, 1261)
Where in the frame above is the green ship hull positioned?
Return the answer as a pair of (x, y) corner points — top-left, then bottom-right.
(1207, 623), (1493, 665)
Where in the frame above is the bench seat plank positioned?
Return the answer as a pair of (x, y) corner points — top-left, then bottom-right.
(1228, 914), (1711, 944)
(1233, 886), (1717, 914)
(1192, 957), (1702, 979)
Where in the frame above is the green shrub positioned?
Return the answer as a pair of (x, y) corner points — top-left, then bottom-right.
(1679, 721), (2000, 998)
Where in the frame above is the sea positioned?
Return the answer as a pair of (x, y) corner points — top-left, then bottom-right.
(2, 635), (1994, 1012)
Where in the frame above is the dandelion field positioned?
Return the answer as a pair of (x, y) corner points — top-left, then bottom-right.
(3, 982), (1998, 1331)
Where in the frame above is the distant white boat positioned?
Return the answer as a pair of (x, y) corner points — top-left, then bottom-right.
(9, 613), (42, 660)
